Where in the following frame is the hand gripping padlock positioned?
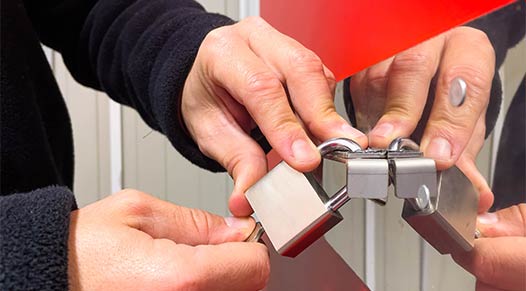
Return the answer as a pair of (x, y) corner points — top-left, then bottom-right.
(246, 138), (360, 257)
(388, 138), (479, 254)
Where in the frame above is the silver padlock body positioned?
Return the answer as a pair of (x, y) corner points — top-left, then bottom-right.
(346, 159), (389, 200)
(402, 166), (478, 254)
(246, 161), (343, 257)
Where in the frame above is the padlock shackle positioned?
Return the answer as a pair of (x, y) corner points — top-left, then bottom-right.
(318, 138), (362, 156)
(325, 186), (349, 212)
(316, 138), (362, 212)
(388, 137), (419, 152)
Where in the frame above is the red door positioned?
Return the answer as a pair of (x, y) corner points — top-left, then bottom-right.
(261, 0), (515, 80)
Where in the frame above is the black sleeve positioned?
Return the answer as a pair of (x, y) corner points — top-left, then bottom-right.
(24, 0), (234, 171)
(466, 1), (525, 69)
(0, 186), (77, 290)
(464, 1), (525, 135)
(344, 1), (525, 139)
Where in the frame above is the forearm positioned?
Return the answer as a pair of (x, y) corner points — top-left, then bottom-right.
(80, 0), (234, 170)
(27, 0), (235, 171)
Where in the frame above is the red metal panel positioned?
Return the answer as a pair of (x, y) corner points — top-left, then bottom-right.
(261, 0), (516, 80)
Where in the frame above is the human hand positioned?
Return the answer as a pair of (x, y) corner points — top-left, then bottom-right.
(349, 26), (495, 212)
(181, 16), (367, 216)
(453, 204), (526, 291)
(68, 189), (269, 291)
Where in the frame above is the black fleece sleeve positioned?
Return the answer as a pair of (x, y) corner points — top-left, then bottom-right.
(465, 1), (525, 137)
(24, 0), (234, 171)
(0, 186), (77, 290)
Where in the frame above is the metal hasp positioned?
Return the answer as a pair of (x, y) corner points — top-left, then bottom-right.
(389, 138), (479, 254)
(246, 138), (359, 257)
(347, 154), (390, 202)
(247, 136), (479, 257)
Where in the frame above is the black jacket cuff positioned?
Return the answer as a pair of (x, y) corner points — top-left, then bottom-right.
(0, 186), (77, 290)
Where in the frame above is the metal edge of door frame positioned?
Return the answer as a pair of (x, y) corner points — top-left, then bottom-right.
(109, 100), (123, 192)
(239, 0), (260, 19)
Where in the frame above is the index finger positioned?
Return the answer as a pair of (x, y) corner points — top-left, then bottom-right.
(171, 242), (270, 291)
(205, 26), (320, 172)
(367, 34), (443, 147)
(420, 27), (495, 169)
(239, 17), (368, 148)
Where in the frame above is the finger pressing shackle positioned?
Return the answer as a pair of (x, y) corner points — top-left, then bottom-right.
(420, 27), (495, 170)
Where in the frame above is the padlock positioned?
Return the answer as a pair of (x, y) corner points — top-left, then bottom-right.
(387, 138), (479, 254)
(246, 138), (360, 257)
(401, 165), (479, 254)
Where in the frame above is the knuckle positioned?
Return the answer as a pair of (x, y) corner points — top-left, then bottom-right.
(205, 25), (230, 43)
(441, 65), (492, 110)
(304, 104), (338, 133)
(115, 189), (151, 215)
(289, 49), (323, 73)
(245, 71), (283, 97)
(384, 101), (418, 123)
(187, 209), (212, 243)
(471, 29), (492, 50)
(364, 67), (389, 93)
(272, 118), (303, 138)
(449, 27), (495, 63)
(428, 117), (469, 138)
(195, 134), (216, 159)
(197, 143), (213, 159)
(242, 16), (269, 28)
(116, 188), (146, 203)
(391, 52), (435, 76)
(456, 27), (492, 48)
(202, 27), (232, 58)
(223, 154), (242, 178)
(365, 66), (389, 84)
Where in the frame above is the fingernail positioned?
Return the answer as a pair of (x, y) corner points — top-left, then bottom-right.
(291, 139), (318, 164)
(426, 137), (452, 161)
(478, 212), (498, 225)
(224, 216), (253, 230)
(341, 124), (366, 139)
(370, 123), (394, 138)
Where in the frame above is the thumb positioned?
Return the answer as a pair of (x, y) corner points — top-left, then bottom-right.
(452, 204), (526, 290)
(228, 149), (268, 217)
(477, 204), (526, 237)
(453, 237), (526, 291)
